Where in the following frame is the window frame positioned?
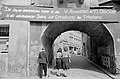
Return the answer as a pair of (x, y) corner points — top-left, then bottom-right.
(0, 24), (10, 54)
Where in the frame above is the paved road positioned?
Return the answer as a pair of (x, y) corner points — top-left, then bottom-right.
(2, 55), (112, 79)
(46, 55), (112, 79)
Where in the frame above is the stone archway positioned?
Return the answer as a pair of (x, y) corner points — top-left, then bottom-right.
(41, 21), (116, 74)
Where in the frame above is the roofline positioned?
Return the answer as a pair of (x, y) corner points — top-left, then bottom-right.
(99, 0), (112, 4)
(33, 5), (54, 8)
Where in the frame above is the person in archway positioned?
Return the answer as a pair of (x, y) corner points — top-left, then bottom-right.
(62, 46), (71, 77)
(37, 47), (49, 79)
(55, 48), (63, 77)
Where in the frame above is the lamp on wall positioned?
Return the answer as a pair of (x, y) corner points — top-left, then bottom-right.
(31, 2), (35, 5)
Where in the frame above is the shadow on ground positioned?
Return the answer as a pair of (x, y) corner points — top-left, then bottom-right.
(48, 56), (107, 75)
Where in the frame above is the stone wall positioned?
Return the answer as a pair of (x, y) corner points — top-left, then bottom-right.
(97, 42), (116, 74)
(8, 21), (29, 76)
(0, 0), (30, 5)
(104, 23), (120, 74)
(0, 54), (8, 77)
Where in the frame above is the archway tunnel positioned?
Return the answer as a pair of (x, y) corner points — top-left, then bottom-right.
(41, 21), (116, 74)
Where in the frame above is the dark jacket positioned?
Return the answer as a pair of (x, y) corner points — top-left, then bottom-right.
(38, 51), (48, 64)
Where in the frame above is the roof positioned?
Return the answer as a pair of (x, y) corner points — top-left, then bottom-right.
(99, 0), (112, 4)
(99, 0), (120, 4)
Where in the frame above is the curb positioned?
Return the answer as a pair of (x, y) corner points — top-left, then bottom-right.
(83, 56), (117, 79)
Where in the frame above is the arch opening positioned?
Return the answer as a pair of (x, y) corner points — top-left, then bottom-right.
(41, 21), (116, 74)
(53, 30), (83, 58)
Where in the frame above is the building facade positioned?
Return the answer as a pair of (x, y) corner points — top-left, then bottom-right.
(0, 0), (120, 78)
(53, 31), (82, 55)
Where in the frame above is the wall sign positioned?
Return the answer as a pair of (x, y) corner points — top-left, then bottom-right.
(0, 4), (118, 22)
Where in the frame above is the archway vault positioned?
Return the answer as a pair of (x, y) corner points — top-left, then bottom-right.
(41, 21), (116, 74)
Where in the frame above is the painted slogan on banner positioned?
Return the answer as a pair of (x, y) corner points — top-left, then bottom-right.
(0, 4), (118, 22)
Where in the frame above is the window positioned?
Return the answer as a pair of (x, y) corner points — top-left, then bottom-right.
(0, 25), (9, 53)
(69, 46), (73, 50)
(0, 25), (9, 36)
(69, 36), (73, 39)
